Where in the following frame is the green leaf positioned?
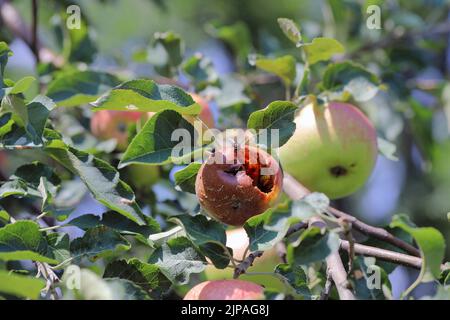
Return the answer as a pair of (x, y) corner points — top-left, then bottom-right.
(0, 270), (45, 299)
(70, 226), (131, 260)
(377, 137), (399, 161)
(277, 18), (302, 45)
(103, 258), (171, 299)
(245, 210), (288, 252)
(169, 214), (230, 268)
(390, 216), (445, 280)
(173, 163), (201, 194)
(182, 54), (218, 90)
(148, 236), (207, 285)
(321, 61), (381, 102)
(255, 55), (297, 85)
(92, 79), (201, 115)
(0, 113), (14, 138)
(247, 100), (297, 148)
(45, 140), (153, 226)
(0, 206), (10, 224)
(0, 42), (12, 99)
(62, 268), (149, 300)
(46, 233), (71, 263)
(38, 177), (74, 221)
(0, 162), (60, 200)
(291, 193), (330, 220)
(170, 214), (226, 247)
(5, 76), (36, 95)
(46, 71), (120, 107)
(0, 95), (55, 149)
(65, 17), (97, 64)
(264, 194), (328, 235)
(354, 257), (392, 300)
(274, 263), (311, 298)
(198, 242), (232, 269)
(119, 110), (196, 168)
(67, 211), (159, 238)
(151, 31), (184, 68)
(287, 228), (340, 265)
(0, 221), (57, 264)
(302, 38), (345, 65)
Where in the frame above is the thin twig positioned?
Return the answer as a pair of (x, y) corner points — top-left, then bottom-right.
(319, 270), (334, 300)
(283, 174), (421, 257)
(31, 0), (39, 63)
(233, 251), (263, 278)
(339, 240), (423, 270)
(0, 0), (64, 66)
(326, 251), (355, 300)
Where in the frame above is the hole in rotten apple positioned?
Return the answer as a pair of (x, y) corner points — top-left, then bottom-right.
(330, 165), (348, 177)
(244, 151), (274, 194)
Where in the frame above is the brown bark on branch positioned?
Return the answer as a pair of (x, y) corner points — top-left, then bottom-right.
(340, 240), (422, 269)
(283, 174), (420, 257)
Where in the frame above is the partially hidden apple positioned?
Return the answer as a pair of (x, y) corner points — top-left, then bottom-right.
(90, 110), (146, 151)
(203, 228), (283, 290)
(279, 100), (378, 199)
(184, 279), (264, 300)
(195, 145), (283, 226)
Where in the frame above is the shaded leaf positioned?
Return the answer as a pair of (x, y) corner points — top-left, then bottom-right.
(45, 139), (153, 226)
(67, 211), (159, 238)
(390, 216), (445, 280)
(173, 163), (201, 194)
(148, 236), (207, 284)
(92, 79), (201, 115)
(0, 270), (45, 299)
(70, 226), (131, 260)
(0, 221), (57, 263)
(46, 71), (120, 107)
(255, 55), (297, 85)
(245, 210), (288, 252)
(274, 263), (311, 298)
(277, 18), (302, 45)
(119, 110), (196, 168)
(287, 228), (340, 265)
(247, 100), (297, 148)
(303, 38), (345, 65)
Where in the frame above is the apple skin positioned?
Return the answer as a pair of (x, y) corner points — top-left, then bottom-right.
(195, 145), (283, 226)
(123, 164), (160, 190)
(203, 228), (283, 290)
(90, 110), (146, 151)
(184, 279), (264, 300)
(279, 101), (378, 199)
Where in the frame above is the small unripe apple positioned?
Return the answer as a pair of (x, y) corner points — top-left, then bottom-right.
(188, 93), (215, 129)
(195, 145), (283, 226)
(123, 164), (160, 190)
(279, 101), (377, 199)
(90, 110), (146, 151)
(184, 279), (264, 300)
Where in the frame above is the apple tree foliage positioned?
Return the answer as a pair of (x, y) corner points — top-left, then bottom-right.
(0, 0), (449, 300)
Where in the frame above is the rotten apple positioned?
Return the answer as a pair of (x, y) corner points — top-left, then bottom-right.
(195, 145), (283, 226)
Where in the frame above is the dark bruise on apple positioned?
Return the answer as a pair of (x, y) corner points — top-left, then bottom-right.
(195, 145), (283, 226)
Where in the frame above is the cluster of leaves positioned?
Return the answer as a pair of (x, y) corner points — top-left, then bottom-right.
(0, 0), (449, 301)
